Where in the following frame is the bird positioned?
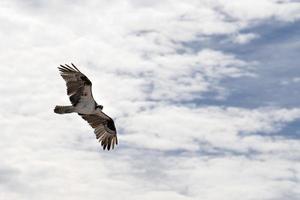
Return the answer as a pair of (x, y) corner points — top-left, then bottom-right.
(54, 63), (118, 150)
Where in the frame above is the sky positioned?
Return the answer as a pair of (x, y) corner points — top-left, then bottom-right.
(1, 0), (300, 199)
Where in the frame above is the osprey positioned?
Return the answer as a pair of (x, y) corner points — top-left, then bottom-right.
(54, 64), (118, 150)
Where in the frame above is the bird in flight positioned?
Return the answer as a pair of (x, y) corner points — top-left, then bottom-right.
(54, 64), (118, 150)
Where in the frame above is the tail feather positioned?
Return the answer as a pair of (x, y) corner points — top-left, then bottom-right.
(54, 106), (75, 114)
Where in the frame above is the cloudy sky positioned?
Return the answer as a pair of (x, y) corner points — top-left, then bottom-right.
(1, 0), (300, 199)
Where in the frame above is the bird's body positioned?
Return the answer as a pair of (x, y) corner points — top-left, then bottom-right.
(54, 64), (117, 150)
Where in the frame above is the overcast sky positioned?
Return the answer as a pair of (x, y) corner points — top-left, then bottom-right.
(1, 0), (300, 200)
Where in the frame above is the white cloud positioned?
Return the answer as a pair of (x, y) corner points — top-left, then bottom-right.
(292, 77), (300, 83)
(121, 106), (300, 153)
(280, 77), (300, 85)
(1, 0), (300, 200)
(215, 0), (300, 22)
(232, 33), (259, 44)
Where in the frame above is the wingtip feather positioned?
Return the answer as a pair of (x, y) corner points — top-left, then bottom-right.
(58, 64), (79, 73)
(71, 63), (81, 72)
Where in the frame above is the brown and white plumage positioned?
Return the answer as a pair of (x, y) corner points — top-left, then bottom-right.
(58, 64), (93, 107)
(54, 64), (118, 151)
(80, 114), (118, 150)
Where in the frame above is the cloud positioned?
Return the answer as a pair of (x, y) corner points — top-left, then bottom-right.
(215, 0), (300, 22)
(1, 0), (300, 200)
(232, 33), (259, 44)
(121, 106), (300, 153)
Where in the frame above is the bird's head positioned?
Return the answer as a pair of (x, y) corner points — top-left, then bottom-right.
(96, 105), (103, 110)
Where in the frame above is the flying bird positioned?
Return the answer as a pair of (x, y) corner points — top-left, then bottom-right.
(54, 64), (117, 150)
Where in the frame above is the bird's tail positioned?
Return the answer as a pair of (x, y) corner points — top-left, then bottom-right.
(54, 105), (75, 114)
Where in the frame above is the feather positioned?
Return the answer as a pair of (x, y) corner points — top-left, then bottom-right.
(58, 64), (94, 106)
(55, 64), (118, 151)
(80, 114), (118, 151)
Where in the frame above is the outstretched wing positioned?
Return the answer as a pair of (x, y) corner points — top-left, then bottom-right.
(80, 112), (118, 150)
(58, 64), (94, 106)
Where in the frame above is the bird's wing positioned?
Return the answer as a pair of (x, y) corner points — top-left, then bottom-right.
(58, 64), (94, 106)
(80, 112), (118, 150)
